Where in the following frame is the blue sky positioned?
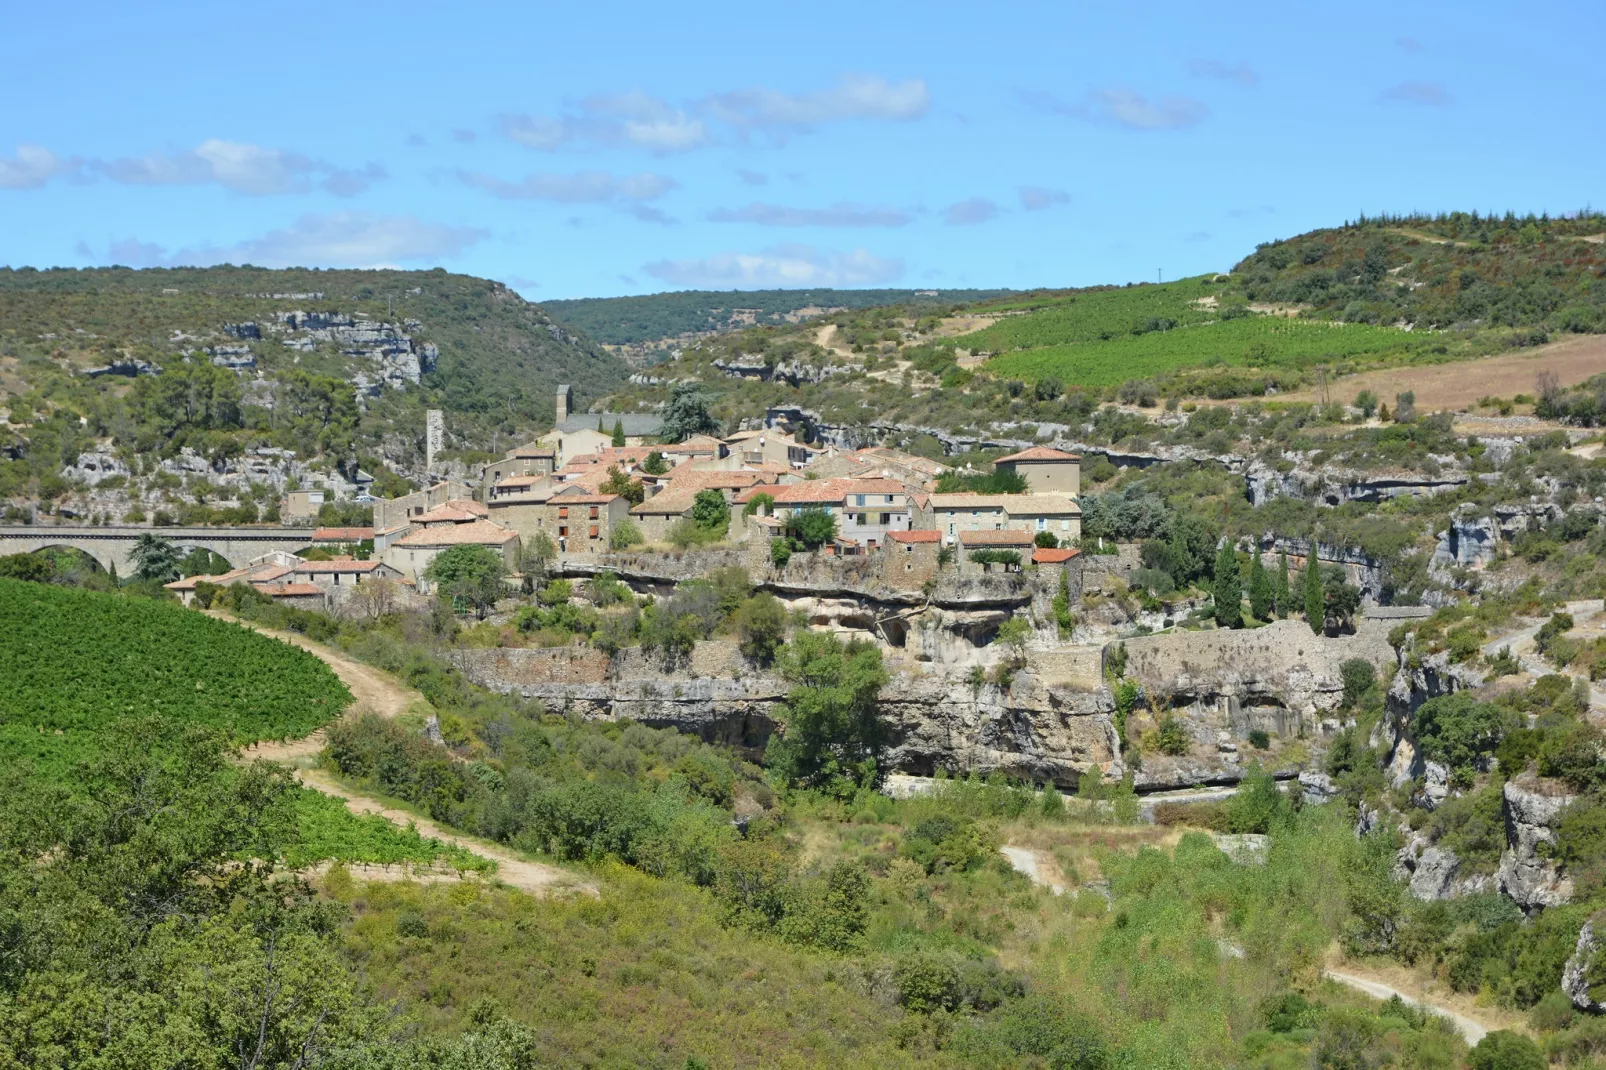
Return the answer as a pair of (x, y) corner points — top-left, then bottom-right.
(2, 0), (1601, 299)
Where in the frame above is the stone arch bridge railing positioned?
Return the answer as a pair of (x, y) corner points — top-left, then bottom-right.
(0, 525), (317, 575)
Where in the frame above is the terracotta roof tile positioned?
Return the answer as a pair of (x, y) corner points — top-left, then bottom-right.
(394, 520), (518, 548)
(255, 582), (325, 597)
(888, 530), (942, 543)
(1033, 547), (1081, 563)
(313, 526), (374, 541)
(994, 446), (1082, 463)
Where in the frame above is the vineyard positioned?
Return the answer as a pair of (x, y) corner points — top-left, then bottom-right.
(0, 578), (473, 869)
(950, 275), (1225, 352)
(984, 313), (1426, 388)
(0, 578), (349, 775)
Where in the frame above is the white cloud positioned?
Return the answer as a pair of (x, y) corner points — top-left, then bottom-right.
(0, 144), (76, 189)
(109, 213), (488, 269)
(644, 244), (904, 288)
(1380, 80), (1453, 107)
(1187, 59), (1259, 87)
(1019, 186), (1069, 211)
(95, 139), (384, 196)
(458, 169), (675, 203)
(708, 201), (912, 227)
(944, 198), (999, 225)
(501, 75), (929, 153)
(1029, 88), (1208, 131)
(501, 91), (709, 154)
(704, 74), (929, 131)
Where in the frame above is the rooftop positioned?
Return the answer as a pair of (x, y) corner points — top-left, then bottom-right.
(394, 520), (518, 548)
(291, 559), (389, 573)
(312, 526), (374, 541)
(887, 530), (942, 543)
(994, 445), (1082, 464)
(556, 412), (663, 436)
(1032, 546), (1082, 563)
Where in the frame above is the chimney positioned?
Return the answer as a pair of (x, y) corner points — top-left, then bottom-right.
(555, 384), (572, 425)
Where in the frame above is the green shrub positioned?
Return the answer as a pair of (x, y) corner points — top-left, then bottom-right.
(1469, 1030), (1545, 1070)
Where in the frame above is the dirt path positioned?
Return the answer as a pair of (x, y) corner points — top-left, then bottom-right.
(1323, 967), (1491, 1045)
(218, 613), (596, 897)
(1480, 599), (1606, 713)
(1002, 843), (1505, 1045)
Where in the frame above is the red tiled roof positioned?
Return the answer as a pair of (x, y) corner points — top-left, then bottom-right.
(291, 559), (387, 573)
(1033, 547), (1081, 563)
(255, 582), (326, 597)
(994, 446), (1081, 464)
(957, 528), (1036, 546)
(415, 505), (480, 524)
(444, 498), (488, 517)
(770, 477), (908, 505)
(394, 520), (518, 547)
(313, 526), (374, 541)
(888, 530), (941, 543)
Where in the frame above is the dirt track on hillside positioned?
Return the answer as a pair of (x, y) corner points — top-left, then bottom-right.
(219, 613), (596, 897)
(1279, 333), (1606, 410)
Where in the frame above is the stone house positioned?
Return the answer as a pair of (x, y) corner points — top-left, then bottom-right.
(883, 529), (942, 585)
(630, 485), (699, 543)
(286, 558), (404, 594)
(373, 480), (475, 532)
(993, 446), (1081, 496)
(918, 492), (1082, 546)
(957, 528), (1035, 574)
(479, 444), (556, 498)
(545, 486), (630, 555)
(768, 477), (913, 550)
(383, 512), (519, 588)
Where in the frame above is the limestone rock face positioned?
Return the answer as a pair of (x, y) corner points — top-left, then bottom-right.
(1497, 777), (1577, 910)
(1299, 770), (1340, 804)
(1563, 916), (1606, 1013)
(1121, 618), (1395, 739)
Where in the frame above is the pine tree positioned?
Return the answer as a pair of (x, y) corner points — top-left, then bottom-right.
(1249, 546), (1273, 622)
(1303, 553), (1325, 634)
(1274, 550), (1290, 616)
(611, 418), (626, 447)
(1212, 541), (1242, 629)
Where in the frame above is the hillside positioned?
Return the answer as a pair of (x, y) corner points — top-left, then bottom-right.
(542, 286), (1012, 363)
(0, 265), (631, 479)
(600, 212), (1606, 444)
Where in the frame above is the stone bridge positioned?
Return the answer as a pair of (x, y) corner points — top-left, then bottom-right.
(0, 525), (317, 574)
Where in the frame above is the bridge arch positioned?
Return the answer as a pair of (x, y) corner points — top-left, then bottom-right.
(0, 525), (317, 576)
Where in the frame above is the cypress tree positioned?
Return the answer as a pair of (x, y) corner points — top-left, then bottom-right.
(1304, 553), (1325, 634)
(1213, 541), (1242, 629)
(1274, 551), (1290, 617)
(611, 418), (626, 447)
(1249, 546), (1273, 622)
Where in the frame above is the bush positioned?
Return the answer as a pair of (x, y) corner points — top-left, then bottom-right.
(1413, 692), (1522, 779)
(1340, 658), (1376, 708)
(1247, 729), (1270, 750)
(1155, 717), (1190, 756)
(733, 592), (788, 666)
(769, 538), (793, 568)
(1469, 1030), (1545, 1070)
(609, 519), (644, 551)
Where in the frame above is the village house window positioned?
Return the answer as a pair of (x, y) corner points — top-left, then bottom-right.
(948, 522), (955, 535)
(589, 506), (599, 520)
(856, 513), (865, 526)
(856, 494), (866, 507)
(1037, 518), (1047, 531)
(590, 525), (599, 539)
(880, 513), (891, 525)
(885, 494), (893, 504)
(558, 526), (568, 538)
(558, 507), (569, 518)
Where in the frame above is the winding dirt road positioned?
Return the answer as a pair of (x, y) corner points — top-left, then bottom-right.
(1000, 846), (1503, 1046)
(220, 614), (596, 897)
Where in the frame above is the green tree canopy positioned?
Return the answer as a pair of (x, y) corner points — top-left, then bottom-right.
(659, 383), (719, 444)
(424, 544), (507, 616)
(1212, 542), (1242, 629)
(130, 532), (181, 583)
(768, 632), (888, 796)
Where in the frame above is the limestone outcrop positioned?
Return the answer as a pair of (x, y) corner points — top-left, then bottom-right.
(1497, 776), (1577, 910)
(1563, 915), (1606, 1013)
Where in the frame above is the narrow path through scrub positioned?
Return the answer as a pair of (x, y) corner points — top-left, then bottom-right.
(1000, 844), (1509, 1046)
(216, 612), (597, 897)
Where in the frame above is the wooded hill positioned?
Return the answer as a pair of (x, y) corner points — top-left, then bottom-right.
(543, 287), (1012, 349)
(0, 265), (631, 462)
